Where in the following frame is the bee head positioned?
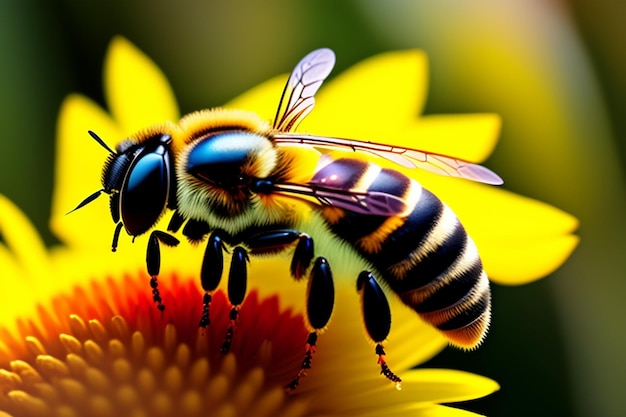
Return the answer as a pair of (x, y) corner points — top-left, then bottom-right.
(85, 124), (177, 238)
(69, 120), (179, 255)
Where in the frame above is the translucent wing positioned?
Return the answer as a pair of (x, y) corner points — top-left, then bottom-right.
(273, 133), (503, 185)
(273, 48), (336, 132)
(255, 180), (408, 217)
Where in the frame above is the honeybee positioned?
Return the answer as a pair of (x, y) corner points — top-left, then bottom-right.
(73, 48), (502, 390)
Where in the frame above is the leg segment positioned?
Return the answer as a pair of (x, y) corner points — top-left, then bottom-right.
(357, 271), (401, 389)
(291, 234), (314, 280)
(197, 228), (310, 336)
(286, 257), (335, 392)
(242, 228), (331, 391)
(145, 230), (180, 311)
(111, 222), (123, 252)
(221, 246), (249, 354)
(199, 232), (227, 328)
(246, 229), (301, 253)
(166, 210), (185, 233)
(182, 219), (212, 243)
(216, 229), (315, 355)
(246, 229), (314, 280)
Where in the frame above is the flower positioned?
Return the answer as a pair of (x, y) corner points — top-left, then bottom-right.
(0, 196), (498, 416)
(0, 37), (578, 416)
(0, 270), (309, 416)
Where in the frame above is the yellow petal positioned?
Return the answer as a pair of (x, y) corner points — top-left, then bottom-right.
(480, 234), (579, 285)
(400, 369), (499, 404)
(438, 181), (579, 241)
(51, 94), (120, 249)
(355, 404), (485, 417)
(398, 114), (502, 163)
(0, 195), (49, 325)
(406, 405), (487, 417)
(104, 37), (179, 135)
(0, 195), (49, 285)
(418, 175), (579, 284)
(321, 368), (496, 416)
(300, 50), (428, 138)
(224, 74), (288, 122)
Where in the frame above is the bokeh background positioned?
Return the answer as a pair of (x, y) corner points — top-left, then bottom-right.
(1, 1), (624, 416)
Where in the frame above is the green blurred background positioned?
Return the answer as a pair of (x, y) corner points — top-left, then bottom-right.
(1, 1), (624, 416)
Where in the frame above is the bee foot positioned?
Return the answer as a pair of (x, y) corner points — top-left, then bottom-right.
(285, 331), (317, 393)
(221, 306), (239, 354)
(199, 292), (211, 328)
(376, 344), (402, 389)
(150, 276), (166, 312)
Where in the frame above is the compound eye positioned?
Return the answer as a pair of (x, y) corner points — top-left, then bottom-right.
(186, 132), (257, 188)
(120, 135), (172, 236)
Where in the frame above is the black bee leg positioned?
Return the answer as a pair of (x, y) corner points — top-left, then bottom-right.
(246, 229), (314, 280)
(168, 214), (220, 329)
(166, 210), (186, 233)
(146, 230), (181, 312)
(181, 218), (212, 243)
(199, 232), (228, 328)
(221, 246), (249, 354)
(286, 257), (335, 392)
(111, 222), (123, 252)
(357, 271), (402, 389)
(291, 234), (314, 280)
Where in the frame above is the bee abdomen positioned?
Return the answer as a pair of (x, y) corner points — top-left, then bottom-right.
(386, 199), (490, 348)
(368, 189), (490, 348)
(321, 162), (491, 347)
(403, 251), (491, 348)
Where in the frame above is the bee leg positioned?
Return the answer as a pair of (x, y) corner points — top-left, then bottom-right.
(111, 222), (123, 252)
(221, 246), (249, 354)
(181, 218), (212, 243)
(171, 215), (222, 329)
(199, 232), (228, 328)
(245, 229), (314, 280)
(286, 257), (334, 392)
(166, 210), (186, 233)
(357, 271), (402, 390)
(291, 234), (314, 280)
(146, 230), (181, 312)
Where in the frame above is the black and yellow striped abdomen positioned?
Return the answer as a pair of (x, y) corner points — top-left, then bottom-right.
(320, 158), (491, 348)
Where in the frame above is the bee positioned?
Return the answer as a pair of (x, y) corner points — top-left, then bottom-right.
(73, 48), (502, 390)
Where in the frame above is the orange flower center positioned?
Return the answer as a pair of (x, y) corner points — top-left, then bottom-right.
(0, 274), (310, 416)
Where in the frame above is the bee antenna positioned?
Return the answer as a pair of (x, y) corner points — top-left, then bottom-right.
(67, 189), (104, 214)
(88, 130), (116, 154)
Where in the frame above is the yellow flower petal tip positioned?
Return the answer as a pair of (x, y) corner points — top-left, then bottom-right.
(225, 74), (289, 120)
(456, 186), (580, 285)
(401, 368), (500, 403)
(104, 36), (179, 134)
(485, 234), (579, 285)
(0, 194), (48, 273)
(52, 94), (121, 247)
